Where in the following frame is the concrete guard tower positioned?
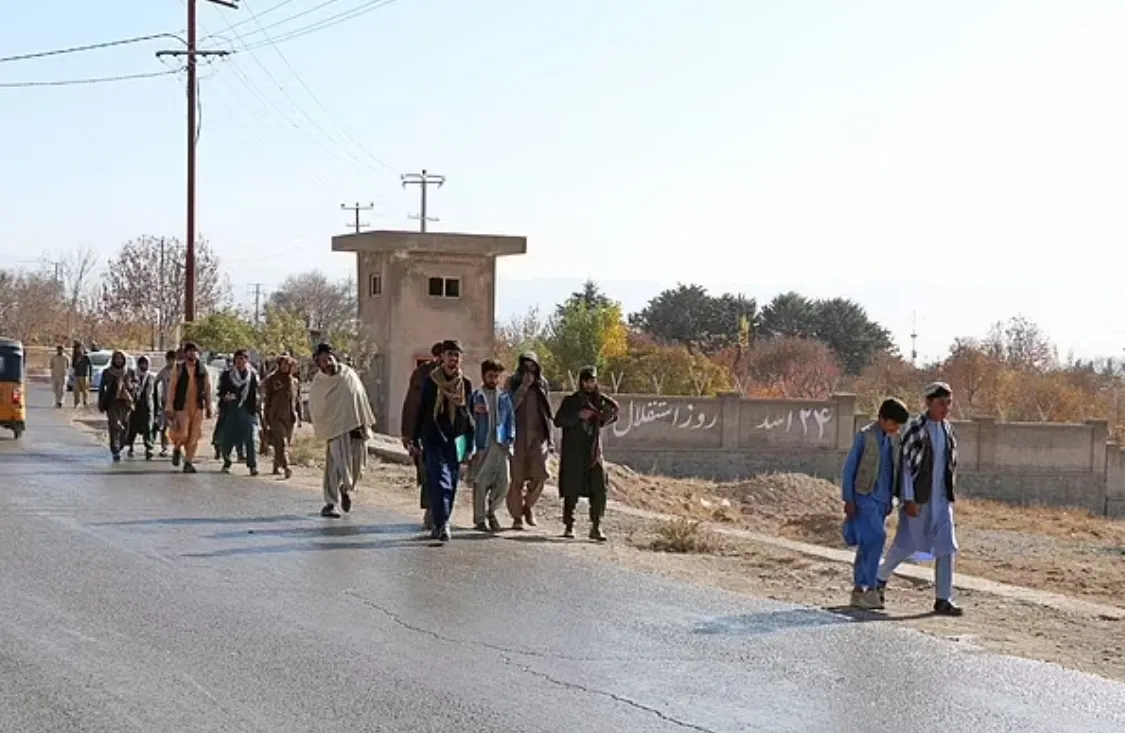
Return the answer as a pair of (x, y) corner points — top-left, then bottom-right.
(331, 229), (527, 432)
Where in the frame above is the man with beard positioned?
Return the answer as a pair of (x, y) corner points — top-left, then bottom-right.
(98, 351), (137, 463)
(124, 355), (158, 460)
(165, 341), (213, 474)
(468, 359), (515, 532)
(411, 340), (474, 542)
(554, 366), (619, 541)
(505, 352), (554, 529)
(309, 343), (377, 518)
(263, 354), (302, 478)
(218, 349), (261, 476)
(154, 349), (177, 457)
(401, 342), (444, 531)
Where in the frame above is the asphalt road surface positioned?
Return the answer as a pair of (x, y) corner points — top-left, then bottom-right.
(3, 386), (1125, 733)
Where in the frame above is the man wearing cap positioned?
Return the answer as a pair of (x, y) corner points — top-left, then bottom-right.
(876, 381), (964, 616)
(165, 341), (213, 473)
(402, 342), (444, 531)
(554, 366), (619, 541)
(411, 340), (475, 542)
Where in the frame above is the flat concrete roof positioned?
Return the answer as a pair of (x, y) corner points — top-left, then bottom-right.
(332, 230), (526, 257)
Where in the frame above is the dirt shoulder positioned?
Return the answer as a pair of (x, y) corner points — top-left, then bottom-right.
(68, 412), (1125, 684)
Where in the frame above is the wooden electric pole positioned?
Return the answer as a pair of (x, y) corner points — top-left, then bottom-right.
(341, 202), (375, 234)
(401, 169), (445, 233)
(156, 0), (235, 323)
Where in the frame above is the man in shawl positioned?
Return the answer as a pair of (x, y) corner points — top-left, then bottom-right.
(165, 341), (213, 474)
(50, 345), (70, 408)
(309, 343), (377, 519)
(554, 366), (619, 541)
(402, 341), (445, 531)
(840, 397), (910, 610)
(218, 349), (261, 476)
(212, 354), (246, 463)
(506, 352), (554, 529)
(154, 349), (177, 457)
(124, 355), (158, 460)
(411, 340), (475, 542)
(98, 351), (137, 463)
(876, 382), (964, 617)
(468, 359), (515, 532)
(263, 354), (302, 478)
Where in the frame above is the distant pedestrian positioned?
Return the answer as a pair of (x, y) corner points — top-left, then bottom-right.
(98, 351), (136, 463)
(262, 355), (301, 478)
(125, 355), (158, 460)
(154, 349), (177, 456)
(308, 343), (376, 518)
(411, 340), (474, 542)
(506, 352), (554, 529)
(876, 382), (964, 617)
(401, 341), (444, 531)
(72, 347), (92, 408)
(218, 349), (260, 476)
(554, 366), (619, 541)
(468, 359), (515, 532)
(165, 341), (212, 474)
(49, 345), (70, 408)
(840, 397), (910, 610)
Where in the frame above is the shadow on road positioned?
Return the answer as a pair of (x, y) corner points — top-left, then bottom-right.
(693, 608), (852, 636)
(100, 514), (310, 527)
(207, 522), (421, 540)
(822, 605), (937, 622)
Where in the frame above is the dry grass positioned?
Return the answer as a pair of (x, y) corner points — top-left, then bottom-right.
(289, 435), (323, 468)
(648, 518), (727, 555)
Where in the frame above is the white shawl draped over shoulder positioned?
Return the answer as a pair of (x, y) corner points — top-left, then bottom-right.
(308, 364), (376, 442)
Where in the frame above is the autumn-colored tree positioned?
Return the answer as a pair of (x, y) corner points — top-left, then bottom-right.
(740, 336), (842, 399)
(546, 284), (628, 388)
(0, 268), (66, 344)
(607, 334), (729, 395)
(495, 307), (555, 383)
(848, 353), (925, 415)
(255, 304), (310, 356)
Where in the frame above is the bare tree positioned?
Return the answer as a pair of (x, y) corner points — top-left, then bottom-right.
(58, 247), (98, 336)
(269, 271), (356, 340)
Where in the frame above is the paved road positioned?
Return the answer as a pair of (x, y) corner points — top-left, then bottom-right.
(3, 386), (1125, 733)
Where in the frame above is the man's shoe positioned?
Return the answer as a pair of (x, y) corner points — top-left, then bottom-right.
(849, 589), (866, 609)
(112, 453), (121, 463)
(933, 599), (964, 617)
(283, 468), (292, 479)
(474, 522), (489, 532)
(321, 505), (341, 518)
(127, 448), (135, 458)
(422, 510), (433, 531)
(523, 507), (537, 527)
(340, 491), (352, 513)
(213, 447), (221, 460)
(862, 589), (885, 610)
(145, 450), (154, 461)
(438, 525), (451, 542)
(511, 518), (525, 531)
(563, 524), (575, 539)
(183, 462), (197, 474)
(487, 514), (502, 532)
(249, 468), (259, 477)
(221, 460), (232, 474)
(171, 449), (182, 467)
(589, 525), (607, 542)
(876, 580), (887, 605)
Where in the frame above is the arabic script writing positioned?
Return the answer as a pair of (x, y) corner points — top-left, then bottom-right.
(755, 408), (833, 440)
(613, 400), (719, 438)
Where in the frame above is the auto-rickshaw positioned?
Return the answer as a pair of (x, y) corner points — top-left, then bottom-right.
(0, 338), (26, 439)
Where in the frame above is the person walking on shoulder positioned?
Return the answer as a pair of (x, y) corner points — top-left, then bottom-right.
(411, 340), (474, 542)
(468, 359), (515, 532)
(73, 347), (92, 408)
(876, 382), (964, 616)
(308, 343), (376, 518)
(218, 349), (261, 476)
(263, 355), (301, 478)
(402, 342), (444, 531)
(49, 345), (70, 408)
(154, 350), (177, 457)
(554, 366), (619, 541)
(506, 352), (553, 529)
(125, 355), (158, 460)
(841, 397), (910, 610)
(98, 351), (136, 463)
(165, 341), (212, 474)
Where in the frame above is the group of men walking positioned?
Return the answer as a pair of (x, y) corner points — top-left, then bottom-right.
(398, 340), (621, 543)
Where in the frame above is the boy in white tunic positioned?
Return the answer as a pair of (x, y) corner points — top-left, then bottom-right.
(876, 381), (964, 617)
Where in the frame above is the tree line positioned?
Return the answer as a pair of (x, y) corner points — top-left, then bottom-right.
(496, 280), (1125, 429)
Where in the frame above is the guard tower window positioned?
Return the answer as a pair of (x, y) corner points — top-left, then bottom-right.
(427, 276), (461, 299)
(369, 274), (383, 297)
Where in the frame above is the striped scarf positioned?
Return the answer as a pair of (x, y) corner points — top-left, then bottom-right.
(900, 413), (957, 486)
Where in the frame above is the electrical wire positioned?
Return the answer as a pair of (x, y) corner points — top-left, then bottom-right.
(0, 70), (178, 89)
(240, 0), (400, 50)
(205, 0), (346, 43)
(204, 0), (302, 36)
(237, 0), (397, 174)
(0, 34), (180, 64)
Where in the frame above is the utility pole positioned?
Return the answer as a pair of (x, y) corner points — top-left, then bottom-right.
(249, 283), (266, 325)
(340, 202), (375, 234)
(156, 0), (235, 323)
(910, 311), (919, 365)
(401, 169), (445, 233)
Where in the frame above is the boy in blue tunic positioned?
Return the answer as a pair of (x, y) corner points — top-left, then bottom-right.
(841, 397), (910, 610)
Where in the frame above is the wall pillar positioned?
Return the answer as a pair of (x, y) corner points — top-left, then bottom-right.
(717, 392), (741, 449)
(830, 393), (857, 451)
(974, 417), (996, 470)
(1086, 419), (1109, 475)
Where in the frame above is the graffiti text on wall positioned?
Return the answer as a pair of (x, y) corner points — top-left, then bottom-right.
(755, 408), (833, 440)
(613, 400), (719, 438)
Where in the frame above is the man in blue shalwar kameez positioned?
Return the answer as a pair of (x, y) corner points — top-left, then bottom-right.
(876, 381), (964, 617)
(841, 398), (910, 610)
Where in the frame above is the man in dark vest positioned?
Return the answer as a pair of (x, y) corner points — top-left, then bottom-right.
(401, 342), (444, 531)
(164, 341), (213, 474)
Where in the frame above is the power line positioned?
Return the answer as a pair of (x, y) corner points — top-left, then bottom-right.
(401, 169), (445, 233)
(0, 33), (180, 64)
(206, 0), (346, 42)
(205, 0), (302, 36)
(0, 70), (177, 89)
(241, 0), (401, 51)
(341, 202), (375, 233)
(237, 0), (396, 174)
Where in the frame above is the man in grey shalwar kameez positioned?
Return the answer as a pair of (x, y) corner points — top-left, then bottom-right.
(876, 381), (964, 616)
(308, 343), (377, 519)
(468, 359), (515, 532)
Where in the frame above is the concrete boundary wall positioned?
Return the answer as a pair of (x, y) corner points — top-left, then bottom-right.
(543, 391), (1125, 517)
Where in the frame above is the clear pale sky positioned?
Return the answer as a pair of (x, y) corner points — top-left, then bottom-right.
(3, 0), (1124, 363)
